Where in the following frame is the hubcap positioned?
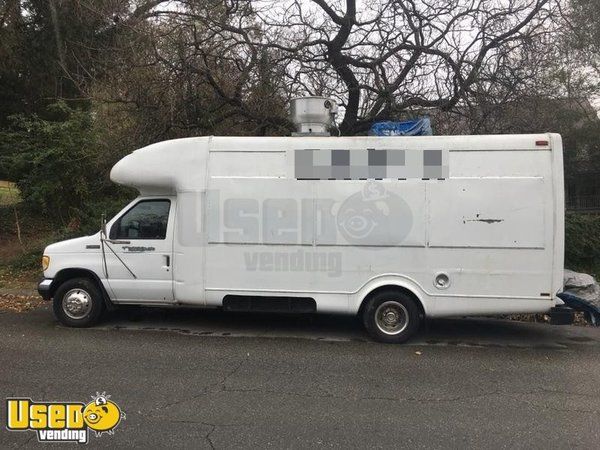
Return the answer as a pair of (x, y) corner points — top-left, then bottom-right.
(62, 289), (92, 319)
(375, 301), (409, 335)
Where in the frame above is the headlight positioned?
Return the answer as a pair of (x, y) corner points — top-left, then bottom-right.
(42, 255), (50, 271)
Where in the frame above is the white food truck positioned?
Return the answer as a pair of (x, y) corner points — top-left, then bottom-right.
(38, 98), (564, 343)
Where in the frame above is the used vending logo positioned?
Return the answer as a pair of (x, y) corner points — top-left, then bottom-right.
(6, 392), (125, 444)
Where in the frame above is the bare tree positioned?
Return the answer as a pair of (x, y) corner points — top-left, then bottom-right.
(562, 0), (600, 72)
(74, 0), (557, 135)
(261, 0), (556, 134)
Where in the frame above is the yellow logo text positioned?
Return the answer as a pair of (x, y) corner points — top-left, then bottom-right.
(6, 393), (124, 444)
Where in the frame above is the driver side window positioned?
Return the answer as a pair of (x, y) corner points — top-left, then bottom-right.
(110, 200), (171, 240)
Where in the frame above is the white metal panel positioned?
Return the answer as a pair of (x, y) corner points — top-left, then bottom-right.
(449, 150), (551, 177)
(209, 151), (286, 178)
(172, 191), (206, 304)
(206, 178), (314, 245)
(314, 180), (426, 247)
(428, 178), (546, 248)
(550, 133), (565, 296)
(110, 137), (210, 194)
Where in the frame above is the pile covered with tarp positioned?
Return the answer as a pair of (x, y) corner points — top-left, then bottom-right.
(370, 118), (432, 136)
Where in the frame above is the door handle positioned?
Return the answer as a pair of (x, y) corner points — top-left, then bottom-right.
(161, 255), (171, 272)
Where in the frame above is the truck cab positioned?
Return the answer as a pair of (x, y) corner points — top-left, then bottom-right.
(39, 195), (176, 322)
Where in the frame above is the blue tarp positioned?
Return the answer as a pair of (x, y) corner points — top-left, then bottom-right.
(370, 118), (433, 136)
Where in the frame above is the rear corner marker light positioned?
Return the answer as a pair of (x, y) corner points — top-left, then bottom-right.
(536, 140), (549, 146)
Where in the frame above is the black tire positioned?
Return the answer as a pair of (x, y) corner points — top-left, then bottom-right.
(362, 290), (421, 343)
(52, 277), (105, 327)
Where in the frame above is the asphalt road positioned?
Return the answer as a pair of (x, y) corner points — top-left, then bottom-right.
(1, 305), (599, 449)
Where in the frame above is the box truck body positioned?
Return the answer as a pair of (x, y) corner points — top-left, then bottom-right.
(39, 133), (564, 342)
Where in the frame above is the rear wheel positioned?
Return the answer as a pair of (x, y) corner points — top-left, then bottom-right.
(362, 290), (421, 343)
(53, 278), (105, 327)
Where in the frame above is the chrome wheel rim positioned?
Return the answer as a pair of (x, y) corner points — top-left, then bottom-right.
(375, 301), (409, 335)
(62, 289), (92, 319)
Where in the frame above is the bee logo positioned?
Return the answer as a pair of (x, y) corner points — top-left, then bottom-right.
(336, 182), (413, 245)
(83, 393), (125, 436)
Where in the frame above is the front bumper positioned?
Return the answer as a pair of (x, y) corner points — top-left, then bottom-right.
(37, 278), (53, 301)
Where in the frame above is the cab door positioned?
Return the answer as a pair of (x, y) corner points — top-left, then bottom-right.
(105, 197), (175, 303)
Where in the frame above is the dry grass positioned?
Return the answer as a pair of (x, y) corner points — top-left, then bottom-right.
(0, 181), (20, 206)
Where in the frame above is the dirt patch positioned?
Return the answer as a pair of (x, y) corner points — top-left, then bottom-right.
(0, 293), (44, 312)
(0, 267), (39, 290)
(0, 240), (28, 264)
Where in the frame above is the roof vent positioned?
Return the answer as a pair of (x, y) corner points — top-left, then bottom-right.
(290, 96), (338, 136)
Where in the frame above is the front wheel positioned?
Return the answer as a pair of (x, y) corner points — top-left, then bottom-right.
(53, 278), (105, 327)
(362, 290), (421, 343)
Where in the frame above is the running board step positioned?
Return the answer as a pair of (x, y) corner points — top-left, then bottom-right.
(223, 295), (316, 314)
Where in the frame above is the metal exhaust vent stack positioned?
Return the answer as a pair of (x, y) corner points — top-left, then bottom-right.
(290, 96), (338, 136)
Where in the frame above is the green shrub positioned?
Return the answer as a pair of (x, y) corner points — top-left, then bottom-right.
(0, 102), (135, 232)
(2, 103), (102, 223)
(77, 191), (136, 235)
(565, 213), (600, 273)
